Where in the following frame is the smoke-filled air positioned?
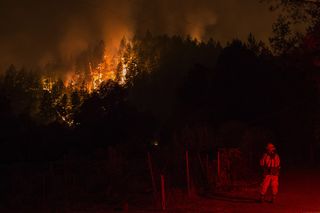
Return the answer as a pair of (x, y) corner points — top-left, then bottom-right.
(0, 0), (276, 71)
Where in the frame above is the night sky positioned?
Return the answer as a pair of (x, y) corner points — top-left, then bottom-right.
(0, 0), (277, 71)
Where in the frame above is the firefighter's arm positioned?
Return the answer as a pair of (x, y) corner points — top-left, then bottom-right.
(260, 154), (266, 167)
(277, 155), (281, 169)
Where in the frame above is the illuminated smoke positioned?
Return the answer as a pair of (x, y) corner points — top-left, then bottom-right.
(0, 0), (277, 71)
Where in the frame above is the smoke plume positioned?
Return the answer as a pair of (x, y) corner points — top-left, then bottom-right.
(0, 0), (277, 71)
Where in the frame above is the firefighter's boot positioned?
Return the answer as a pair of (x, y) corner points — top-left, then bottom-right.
(259, 194), (265, 203)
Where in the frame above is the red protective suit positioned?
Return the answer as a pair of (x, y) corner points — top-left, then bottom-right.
(260, 151), (280, 197)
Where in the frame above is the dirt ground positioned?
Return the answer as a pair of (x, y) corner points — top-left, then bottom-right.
(2, 169), (320, 213)
(130, 169), (320, 213)
(165, 169), (320, 213)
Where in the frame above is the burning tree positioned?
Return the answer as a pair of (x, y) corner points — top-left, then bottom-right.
(0, 33), (223, 128)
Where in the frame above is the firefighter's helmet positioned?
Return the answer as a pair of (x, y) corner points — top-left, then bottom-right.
(266, 143), (276, 151)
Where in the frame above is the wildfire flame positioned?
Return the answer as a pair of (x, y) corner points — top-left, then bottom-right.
(41, 41), (132, 93)
(42, 77), (54, 92)
(39, 38), (138, 126)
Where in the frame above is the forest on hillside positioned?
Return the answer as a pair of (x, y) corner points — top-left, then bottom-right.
(1, 30), (319, 164)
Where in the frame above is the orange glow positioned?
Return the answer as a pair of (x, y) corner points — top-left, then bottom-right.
(42, 39), (134, 94)
(42, 77), (54, 92)
(42, 39), (138, 126)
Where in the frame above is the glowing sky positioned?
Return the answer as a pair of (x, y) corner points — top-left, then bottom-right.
(0, 0), (277, 71)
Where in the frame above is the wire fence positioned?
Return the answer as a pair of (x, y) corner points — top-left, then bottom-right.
(1, 144), (258, 211)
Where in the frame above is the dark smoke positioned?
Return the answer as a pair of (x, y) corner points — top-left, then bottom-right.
(0, 0), (277, 71)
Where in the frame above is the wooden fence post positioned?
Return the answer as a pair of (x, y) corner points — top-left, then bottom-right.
(161, 175), (166, 211)
(217, 150), (221, 179)
(186, 150), (191, 197)
(147, 152), (157, 203)
(206, 153), (209, 181)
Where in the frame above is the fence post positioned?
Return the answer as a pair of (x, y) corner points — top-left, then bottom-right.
(161, 175), (166, 211)
(42, 173), (46, 208)
(63, 154), (69, 207)
(206, 153), (209, 181)
(186, 150), (191, 197)
(147, 152), (157, 204)
(217, 150), (221, 179)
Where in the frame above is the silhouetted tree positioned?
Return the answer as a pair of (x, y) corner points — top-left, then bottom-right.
(39, 91), (56, 124)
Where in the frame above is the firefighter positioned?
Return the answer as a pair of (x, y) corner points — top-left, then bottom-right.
(259, 143), (280, 203)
